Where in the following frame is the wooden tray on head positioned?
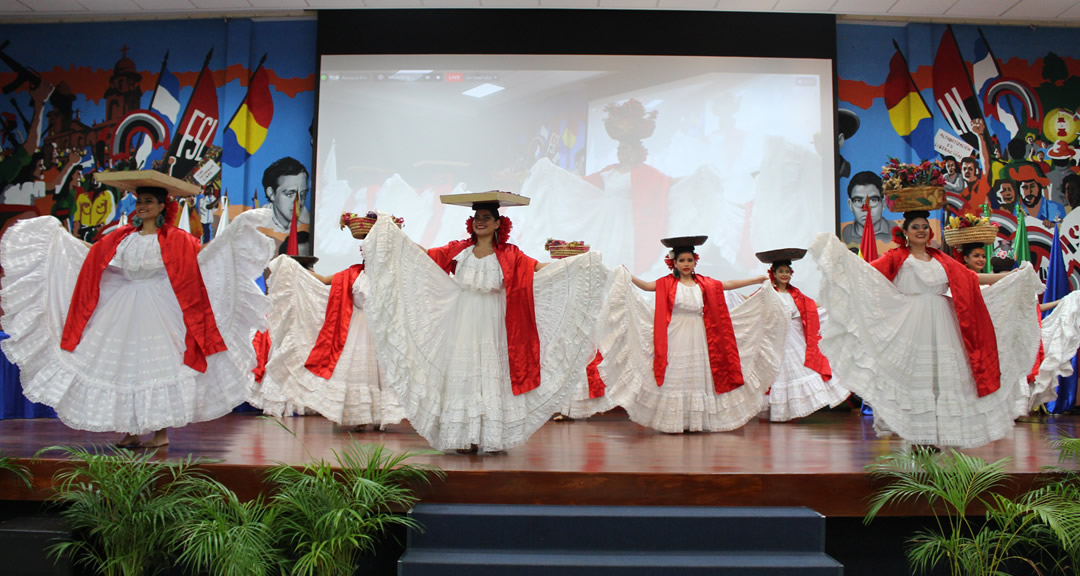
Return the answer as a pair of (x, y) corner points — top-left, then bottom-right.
(755, 248), (807, 264)
(94, 170), (202, 197)
(661, 236), (707, 248)
(440, 191), (530, 207)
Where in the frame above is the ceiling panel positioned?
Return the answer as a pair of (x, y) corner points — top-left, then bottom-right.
(598, 0), (659, 8)
(714, 0), (778, 10)
(480, 0), (541, 6)
(1002, 0), (1075, 19)
(539, 0), (599, 5)
(1058, 2), (1080, 18)
(191, 0), (254, 7)
(0, 0), (32, 11)
(945, 0), (1019, 18)
(831, 0), (894, 15)
(888, 0), (956, 16)
(21, 0), (87, 11)
(773, 0), (835, 12)
(247, 0), (309, 8)
(657, 0), (719, 9)
(132, 0), (198, 10)
(78, 0), (144, 11)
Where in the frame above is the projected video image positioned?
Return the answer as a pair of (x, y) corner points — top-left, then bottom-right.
(315, 54), (834, 293)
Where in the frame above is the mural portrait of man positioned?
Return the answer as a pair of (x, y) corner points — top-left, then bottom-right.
(263, 156), (311, 235)
(840, 170), (892, 246)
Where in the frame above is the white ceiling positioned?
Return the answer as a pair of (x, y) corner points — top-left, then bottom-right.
(2, 0), (1079, 24)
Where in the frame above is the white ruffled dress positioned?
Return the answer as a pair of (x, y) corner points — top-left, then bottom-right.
(766, 292), (849, 422)
(809, 233), (1042, 448)
(600, 267), (788, 433)
(1031, 290), (1080, 410)
(0, 208), (276, 435)
(254, 255), (404, 428)
(363, 215), (608, 452)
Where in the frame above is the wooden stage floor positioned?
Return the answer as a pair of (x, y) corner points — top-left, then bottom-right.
(1, 411), (1077, 517)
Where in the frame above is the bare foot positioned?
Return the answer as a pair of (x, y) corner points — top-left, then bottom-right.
(115, 434), (142, 448)
(351, 424), (369, 433)
(455, 444), (479, 454)
(552, 414), (573, 422)
(142, 430), (169, 449)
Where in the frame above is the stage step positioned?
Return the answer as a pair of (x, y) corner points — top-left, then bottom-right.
(0, 516), (74, 575)
(398, 504), (842, 575)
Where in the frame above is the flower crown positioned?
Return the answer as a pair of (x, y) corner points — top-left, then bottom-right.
(466, 214), (512, 244)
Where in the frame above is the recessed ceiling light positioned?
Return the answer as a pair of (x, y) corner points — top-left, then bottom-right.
(463, 83), (505, 98)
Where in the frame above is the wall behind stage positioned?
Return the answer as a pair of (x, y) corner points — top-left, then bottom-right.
(837, 22), (1080, 288)
(0, 17), (315, 251)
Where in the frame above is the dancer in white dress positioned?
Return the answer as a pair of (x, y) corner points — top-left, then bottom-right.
(810, 211), (1042, 448)
(256, 252), (404, 429)
(600, 237), (788, 433)
(1033, 290), (1080, 409)
(756, 250), (848, 422)
(0, 175), (275, 447)
(363, 197), (608, 453)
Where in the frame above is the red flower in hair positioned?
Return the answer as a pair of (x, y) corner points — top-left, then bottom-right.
(466, 214), (512, 244)
(664, 250), (699, 271)
(891, 225), (907, 247)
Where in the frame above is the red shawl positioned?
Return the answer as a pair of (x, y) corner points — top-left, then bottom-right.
(653, 275), (744, 394)
(252, 330), (270, 383)
(586, 352), (605, 398)
(787, 285), (832, 380)
(871, 246), (1000, 396)
(61, 224), (226, 373)
(305, 264), (365, 379)
(428, 240), (540, 395)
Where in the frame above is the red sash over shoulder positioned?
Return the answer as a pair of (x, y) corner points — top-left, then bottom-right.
(787, 285), (832, 380)
(305, 264), (365, 379)
(871, 246), (1001, 396)
(61, 224), (226, 373)
(586, 352), (605, 398)
(653, 275), (744, 394)
(428, 240), (541, 395)
(585, 164), (671, 272)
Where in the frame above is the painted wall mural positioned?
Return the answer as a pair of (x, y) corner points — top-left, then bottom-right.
(0, 18), (316, 252)
(838, 22), (1080, 287)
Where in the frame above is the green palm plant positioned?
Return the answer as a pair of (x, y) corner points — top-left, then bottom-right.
(170, 475), (284, 576)
(266, 441), (444, 576)
(0, 450), (31, 488)
(865, 448), (1080, 576)
(38, 445), (204, 576)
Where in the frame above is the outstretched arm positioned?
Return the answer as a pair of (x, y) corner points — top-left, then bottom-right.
(631, 275), (657, 292)
(1040, 298), (1061, 313)
(722, 275), (769, 290)
(535, 262), (548, 272)
(977, 271), (1010, 285)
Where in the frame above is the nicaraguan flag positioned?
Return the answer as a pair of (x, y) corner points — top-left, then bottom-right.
(151, 66), (181, 129)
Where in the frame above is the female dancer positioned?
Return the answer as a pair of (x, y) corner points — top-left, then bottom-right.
(758, 252), (848, 422)
(1, 176), (275, 447)
(362, 198), (607, 453)
(955, 243), (987, 273)
(810, 211), (1042, 448)
(600, 238), (788, 433)
(256, 247), (404, 430)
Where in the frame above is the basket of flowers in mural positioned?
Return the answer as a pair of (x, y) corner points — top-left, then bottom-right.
(545, 239), (590, 259)
(880, 157), (947, 212)
(340, 212), (404, 239)
(943, 213), (999, 246)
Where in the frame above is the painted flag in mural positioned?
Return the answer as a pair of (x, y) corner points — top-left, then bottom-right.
(883, 46), (935, 160)
(971, 30), (1001, 101)
(858, 200), (878, 262)
(167, 53), (219, 180)
(223, 60), (273, 167)
(151, 65), (182, 129)
(1044, 221), (1077, 412)
(1013, 205), (1031, 265)
(933, 26), (984, 138)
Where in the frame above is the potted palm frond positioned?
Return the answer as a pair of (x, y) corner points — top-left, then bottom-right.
(170, 476), (283, 576)
(39, 445), (204, 576)
(0, 450), (31, 489)
(267, 441), (444, 576)
(864, 447), (1080, 576)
